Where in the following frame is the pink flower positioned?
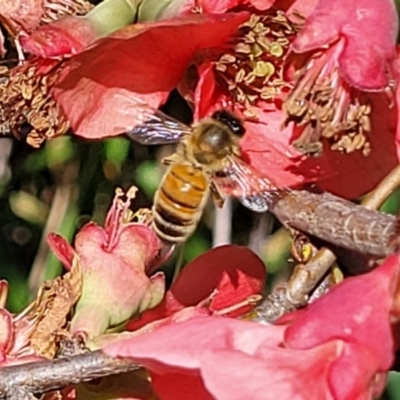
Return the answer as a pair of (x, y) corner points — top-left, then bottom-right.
(105, 252), (400, 400)
(0, 281), (45, 366)
(48, 187), (165, 339)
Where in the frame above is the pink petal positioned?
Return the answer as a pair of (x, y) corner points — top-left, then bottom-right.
(285, 253), (400, 368)
(282, 254), (400, 399)
(282, 0), (319, 19)
(327, 343), (389, 400)
(76, 222), (160, 269)
(292, 0), (399, 90)
(107, 315), (340, 400)
(20, 16), (98, 58)
(197, 0), (241, 13)
(0, 31), (5, 56)
(71, 223), (163, 336)
(0, 310), (12, 359)
(201, 343), (338, 400)
(248, 0), (276, 10)
(106, 316), (285, 369)
(0, 0), (44, 32)
(0, 281), (8, 308)
(53, 12), (249, 139)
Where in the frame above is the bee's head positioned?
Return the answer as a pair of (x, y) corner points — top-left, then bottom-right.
(189, 122), (233, 165)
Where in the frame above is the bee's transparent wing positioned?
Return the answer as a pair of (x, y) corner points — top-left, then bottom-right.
(214, 156), (287, 213)
(127, 102), (192, 145)
(238, 194), (273, 213)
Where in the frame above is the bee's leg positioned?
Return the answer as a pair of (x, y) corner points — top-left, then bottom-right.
(210, 182), (225, 208)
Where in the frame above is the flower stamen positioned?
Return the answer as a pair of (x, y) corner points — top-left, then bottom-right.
(42, 0), (93, 24)
(0, 60), (70, 147)
(214, 10), (298, 110)
(103, 187), (153, 251)
(284, 44), (372, 157)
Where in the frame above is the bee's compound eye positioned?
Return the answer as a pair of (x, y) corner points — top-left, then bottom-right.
(211, 110), (245, 137)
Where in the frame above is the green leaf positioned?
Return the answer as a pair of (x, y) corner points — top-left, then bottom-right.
(105, 137), (130, 165)
(380, 372), (400, 400)
(134, 160), (163, 198)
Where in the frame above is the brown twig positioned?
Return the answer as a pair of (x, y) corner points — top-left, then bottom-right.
(270, 189), (397, 257)
(256, 165), (400, 322)
(362, 163), (400, 210)
(0, 350), (139, 399)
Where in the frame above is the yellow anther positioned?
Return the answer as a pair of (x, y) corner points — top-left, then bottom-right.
(253, 61), (275, 78)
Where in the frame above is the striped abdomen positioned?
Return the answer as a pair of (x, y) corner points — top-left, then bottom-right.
(152, 163), (210, 243)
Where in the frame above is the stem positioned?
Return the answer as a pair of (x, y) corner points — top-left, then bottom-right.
(0, 350), (139, 397)
(212, 198), (232, 247)
(362, 163), (400, 209)
(28, 183), (74, 298)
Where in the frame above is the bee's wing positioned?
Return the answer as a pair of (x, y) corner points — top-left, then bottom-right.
(214, 156), (286, 213)
(127, 103), (192, 145)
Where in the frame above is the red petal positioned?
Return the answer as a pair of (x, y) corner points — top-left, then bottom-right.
(47, 232), (75, 270)
(53, 12), (249, 139)
(170, 245), (265, 315)
(291, 0), (398, 90)
(241, 93), (399, 198)
(151, 371), (214, 400)
(317, 92), (399, 197)
(241, 113), (332, 188)
(126, 246), (265, 330)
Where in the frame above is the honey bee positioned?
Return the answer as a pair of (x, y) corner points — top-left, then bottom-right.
(128, 104), (284, 244)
